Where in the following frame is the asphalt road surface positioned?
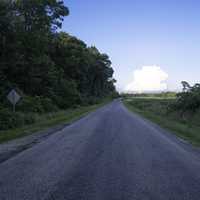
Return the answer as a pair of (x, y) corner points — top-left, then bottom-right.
(0, 100), (200, 200)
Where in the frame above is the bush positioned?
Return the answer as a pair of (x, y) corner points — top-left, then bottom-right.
(0, 109), (22, 130)
(40, 98), (58, 112)
(0, 108), (15, 130)
(110, 91), (120, 99)
(80, 96), (100, 106)
(18, 96), (44, 113)
(24, 113), (37, 125)
(0, 108), (37, 130)
(19, 96), (58, 113)
(169, 82), (200, 116)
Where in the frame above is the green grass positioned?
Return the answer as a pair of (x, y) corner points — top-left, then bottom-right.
(124, 97), (200, 146)
(0, 101), (109, 143)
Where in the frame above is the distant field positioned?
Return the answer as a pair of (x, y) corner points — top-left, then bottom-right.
(124, 97), (200, 146)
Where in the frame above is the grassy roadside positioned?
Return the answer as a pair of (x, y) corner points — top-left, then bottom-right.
(0, 100), (110, 143)
(124, 97), (200, 146)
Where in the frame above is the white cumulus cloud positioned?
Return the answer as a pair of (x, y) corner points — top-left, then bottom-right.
(125, 66), (168, 93)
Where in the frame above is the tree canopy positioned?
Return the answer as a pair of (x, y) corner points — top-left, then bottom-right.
(0, 0), (117, 111)
(170, 81), (200, 115)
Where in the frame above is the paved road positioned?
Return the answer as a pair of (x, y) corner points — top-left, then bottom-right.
(0, 100), (200, 200)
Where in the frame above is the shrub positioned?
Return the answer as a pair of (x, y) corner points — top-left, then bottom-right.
(40, 98), (58, 112)
(24, 113), (37, 125)
(18, 96), (43, 113)
(0, 108), (37, 130)
(0, 108), (23, 130)
(169, 82), (200, 116)
(0, 108), (14, 130)
(80, 96), (100, 106)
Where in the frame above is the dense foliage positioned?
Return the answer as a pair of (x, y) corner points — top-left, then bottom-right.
(0, 0), (117, 130)
(171, 81), (200, 115)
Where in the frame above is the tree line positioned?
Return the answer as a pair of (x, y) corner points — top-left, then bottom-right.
(170, 81), (200, 116)
(0, 0), (117, 130)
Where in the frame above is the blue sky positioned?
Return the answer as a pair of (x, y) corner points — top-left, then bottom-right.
(62, 0), (200, 92)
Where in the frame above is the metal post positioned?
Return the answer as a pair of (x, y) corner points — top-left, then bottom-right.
(13, 92), (15, 112)
(13, 103), (16, 113)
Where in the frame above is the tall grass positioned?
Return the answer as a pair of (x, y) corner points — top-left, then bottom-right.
(0, 101), (109, 143)
(124, 97), (200, 146)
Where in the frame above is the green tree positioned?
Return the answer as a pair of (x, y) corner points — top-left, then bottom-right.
(0, 0), (117, 110)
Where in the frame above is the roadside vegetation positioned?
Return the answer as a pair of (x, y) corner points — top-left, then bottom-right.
(124, 83), (200, 146)
(0, 1), (118, 135)
(121, 91), (177, 99)
(0, 99), (110, 143)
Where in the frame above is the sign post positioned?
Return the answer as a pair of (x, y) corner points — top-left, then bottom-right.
(7, 89), (21, 112)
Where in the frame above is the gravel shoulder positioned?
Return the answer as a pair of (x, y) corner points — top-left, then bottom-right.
(0, 124), (68, 163)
